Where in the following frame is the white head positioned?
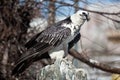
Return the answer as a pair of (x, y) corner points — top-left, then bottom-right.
(70, 10), (90, 26)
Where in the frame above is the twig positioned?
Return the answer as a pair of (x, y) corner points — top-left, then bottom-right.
(101, 14), (120, 23)
(69, 49), (120, 74)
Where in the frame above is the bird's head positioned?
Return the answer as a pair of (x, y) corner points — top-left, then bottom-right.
(70, 10), (90, 26)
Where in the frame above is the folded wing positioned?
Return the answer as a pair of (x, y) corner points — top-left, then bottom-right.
(12, 26), (71, 76)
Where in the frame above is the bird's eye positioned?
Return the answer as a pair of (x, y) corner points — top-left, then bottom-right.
(82, 12), (86, 15)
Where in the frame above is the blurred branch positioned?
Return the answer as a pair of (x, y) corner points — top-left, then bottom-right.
(48, 0), (56, 25)
(1, 42), (9, 78)
(69, 49), (120, 74)
(55, 1), (120, 15)
(101, 14), (120, 23)
(74, 0), (79, 12)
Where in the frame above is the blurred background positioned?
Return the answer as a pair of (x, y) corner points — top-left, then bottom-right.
(0, 0), (120, 80)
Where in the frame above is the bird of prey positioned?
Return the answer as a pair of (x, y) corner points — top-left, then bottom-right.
(12, 10), (90, 76)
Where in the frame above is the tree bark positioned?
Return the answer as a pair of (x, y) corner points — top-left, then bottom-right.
(74, 0), (79, 12)
(48, 0), (56, 25)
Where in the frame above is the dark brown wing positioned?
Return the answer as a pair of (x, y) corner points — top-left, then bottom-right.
(24, 32), (42, 49)
(17, 26), (71, 63)
(12, 26), (71, 76)
(68, 33), (80, 49)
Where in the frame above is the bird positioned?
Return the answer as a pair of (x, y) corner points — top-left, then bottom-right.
(12, 10), (90, 76)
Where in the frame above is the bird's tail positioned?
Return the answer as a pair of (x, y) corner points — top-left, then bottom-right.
(11, 57), (33, 76)
(11, 52), (51, 76)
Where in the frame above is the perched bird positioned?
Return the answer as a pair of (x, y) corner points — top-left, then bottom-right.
(12, 10), (90, 76)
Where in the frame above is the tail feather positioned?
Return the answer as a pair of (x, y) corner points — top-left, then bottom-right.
(12, 52), (51, 76)
(12, 59), (33, 76)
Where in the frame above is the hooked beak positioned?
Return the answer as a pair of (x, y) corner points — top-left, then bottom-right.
(83, 13), (90, 21)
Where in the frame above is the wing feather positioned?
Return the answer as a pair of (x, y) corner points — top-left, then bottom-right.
(12, 17), (73, 76)
(15, 26), (71, 66)
(24, 32), (42, 49)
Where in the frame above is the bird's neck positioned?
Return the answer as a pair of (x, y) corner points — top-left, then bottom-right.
(70, 14), (85, 27)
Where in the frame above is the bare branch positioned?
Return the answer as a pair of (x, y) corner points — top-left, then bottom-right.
(101, 14), (120, 23)
(55, 1), (120, 15)
(69, 49), (120, 74)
